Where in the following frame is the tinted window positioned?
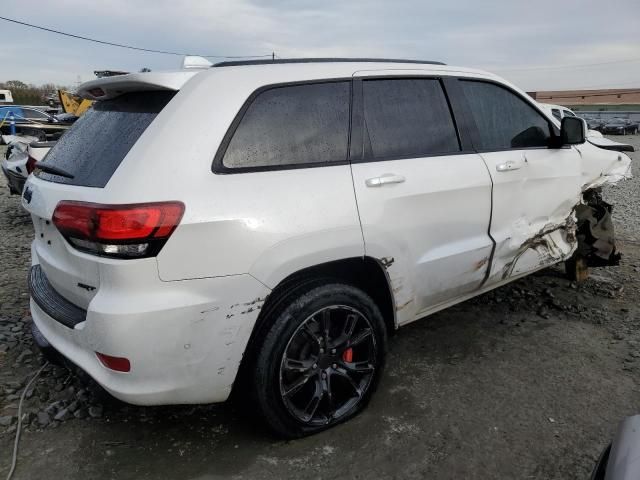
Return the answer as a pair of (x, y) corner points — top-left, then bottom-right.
(461, 81), (551, 150)
(36, 91), (174, 187)
(551, 109), (561, 120)
(362, 79), (459, 159)
(223, 82), (350, 169)
(563, 109), (576, 117)
(22, 109), (49, 120)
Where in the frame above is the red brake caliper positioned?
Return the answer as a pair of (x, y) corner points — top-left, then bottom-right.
(342, 347), (353, 363)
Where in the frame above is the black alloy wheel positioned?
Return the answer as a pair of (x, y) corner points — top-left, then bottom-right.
(251, 281), (387, 438)
(279, 305), (377, 425)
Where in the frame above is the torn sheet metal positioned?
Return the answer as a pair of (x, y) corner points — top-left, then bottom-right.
(587, 136), (634, 153)
(575, 189), (620, 266)
(496, 215), (577, 281)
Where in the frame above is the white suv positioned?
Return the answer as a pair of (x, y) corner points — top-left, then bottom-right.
(23, 58), (631, 438)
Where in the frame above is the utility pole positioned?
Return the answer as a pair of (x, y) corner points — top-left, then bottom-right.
(272, 51), (275, 61)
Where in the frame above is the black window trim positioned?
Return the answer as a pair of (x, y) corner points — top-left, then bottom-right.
(212, 78), (354, 174)
(349, 75), (474, 164)
(212, 74), (569, 175)
(453, 77), (565, 154)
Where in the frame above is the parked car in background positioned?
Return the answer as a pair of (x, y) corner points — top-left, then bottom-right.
(538, 103), (603, 137)
(0, 89), (13, 103)
(0, 106), (75, 142)
(586, 117), (606, 131)
(23, 58), (631, 438)
(1, 139), (53, 194)
(28, 140), (55, 162)
(2, 140), (31, 194)
(538, 102), (577, 121)
(601, 118), (639, 135)
(623, 118), (639, 132)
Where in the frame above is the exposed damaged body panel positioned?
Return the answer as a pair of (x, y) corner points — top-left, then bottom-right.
(373, 141), (631, 327)
(478, 145), (584, 289)
(587, 136), (635, 153)
(481, 143), (630, 294)
(575, 189), (621, 266)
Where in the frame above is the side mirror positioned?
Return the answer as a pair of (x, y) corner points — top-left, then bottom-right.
(561, 116), (586, 145)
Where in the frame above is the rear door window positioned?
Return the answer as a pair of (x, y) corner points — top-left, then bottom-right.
(36, 91), (175, 187)
(461, 80), (552, 150)
(362, 78), (460, 159)
(221, 81), (350, 170)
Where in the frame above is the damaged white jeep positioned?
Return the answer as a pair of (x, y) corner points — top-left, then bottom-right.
(22, 58), (632, 438)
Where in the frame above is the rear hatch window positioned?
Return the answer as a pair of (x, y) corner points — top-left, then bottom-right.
(35, 91), (175, 187)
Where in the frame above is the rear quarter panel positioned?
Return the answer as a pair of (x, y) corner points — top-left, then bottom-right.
(101, 68), (364, 284)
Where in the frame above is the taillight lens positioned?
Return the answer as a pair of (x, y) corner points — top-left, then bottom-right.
(26, 156), (37, 174)
(52, 201), (184, 258)
(96, 352), (131, 372)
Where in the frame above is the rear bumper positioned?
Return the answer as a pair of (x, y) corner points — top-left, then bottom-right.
(31, 321), (66, 366)
(29, 265), (86, 328)
(1, 165), (25, 194)
(29, 261), (270, 405)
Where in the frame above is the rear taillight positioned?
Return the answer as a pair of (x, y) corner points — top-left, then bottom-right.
(26, 156), (37, 174)
(52, 201), (184, 258)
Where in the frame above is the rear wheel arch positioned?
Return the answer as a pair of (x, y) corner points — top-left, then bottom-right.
(259, 256), (396, 332)
(232, 257), (396, 397)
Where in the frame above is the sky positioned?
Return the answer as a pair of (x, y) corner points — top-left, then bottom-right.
(1, 0), (639, 92)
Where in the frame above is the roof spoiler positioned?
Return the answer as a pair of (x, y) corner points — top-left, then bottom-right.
(77, 71), (197, 100)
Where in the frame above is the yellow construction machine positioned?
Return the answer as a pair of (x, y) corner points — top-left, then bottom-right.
(58, 90), (93, 116)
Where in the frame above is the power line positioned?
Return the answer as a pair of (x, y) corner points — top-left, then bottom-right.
(492, 57), (640, 72)
(0, 15), (272, 59)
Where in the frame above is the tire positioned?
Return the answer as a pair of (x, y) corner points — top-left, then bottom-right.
(252, 281), (387, 438)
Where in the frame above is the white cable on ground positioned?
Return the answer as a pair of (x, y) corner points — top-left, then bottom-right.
(5, 361), (48, 480)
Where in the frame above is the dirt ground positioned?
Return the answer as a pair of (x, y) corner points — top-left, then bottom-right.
(1, 136), (640, 480)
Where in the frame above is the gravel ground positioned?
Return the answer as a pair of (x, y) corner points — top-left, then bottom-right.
(1, 137), (640, 479)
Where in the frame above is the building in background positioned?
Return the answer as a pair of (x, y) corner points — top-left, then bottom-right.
(528, 88), (640, 113)
(528, 88), (640, 124)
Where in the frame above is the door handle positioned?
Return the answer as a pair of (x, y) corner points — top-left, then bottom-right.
(496, 160), (521, 172)
(365, 174), (406, 187)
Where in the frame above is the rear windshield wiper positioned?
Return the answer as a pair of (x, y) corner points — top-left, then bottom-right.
(34, 161), (75, 179)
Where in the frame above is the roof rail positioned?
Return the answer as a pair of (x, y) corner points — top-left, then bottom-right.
(213, 58), (446, 68)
